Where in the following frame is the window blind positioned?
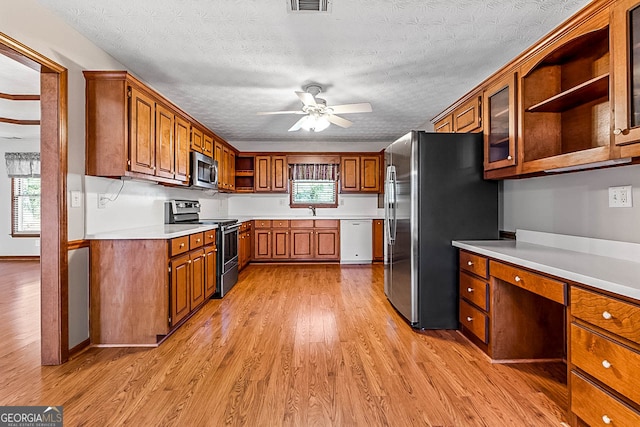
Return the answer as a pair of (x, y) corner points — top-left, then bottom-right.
(291, 180), (336, 205)
(12, 177), (41, 235)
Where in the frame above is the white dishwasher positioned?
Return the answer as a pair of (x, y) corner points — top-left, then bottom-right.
(340, 220), (372, 264)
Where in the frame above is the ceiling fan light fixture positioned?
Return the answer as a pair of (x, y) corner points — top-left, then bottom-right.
(301, 112), (330, 132)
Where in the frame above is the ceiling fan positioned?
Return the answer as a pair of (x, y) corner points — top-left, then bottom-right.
(257, 84), (372, 132)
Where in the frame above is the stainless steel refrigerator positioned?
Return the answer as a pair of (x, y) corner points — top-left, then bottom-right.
(384, 131), (498, 329)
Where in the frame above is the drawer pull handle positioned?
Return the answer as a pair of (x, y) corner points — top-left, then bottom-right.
(602, 311), (612, 320)
(602, 415), (612, 424)
(467, 287), (473, 293)
(196, 238), (201, 243)
(601, 360), (612, 369)
(514, 275), (521, 282)
(209, 235), (214, 238)
(467, 261), (473, 266)
(466, 316), (473, 322)
(179, 243), (185, 248)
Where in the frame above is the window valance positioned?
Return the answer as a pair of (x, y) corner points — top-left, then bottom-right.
(291, 163), (338, 181)
(4, 152), (41, 178)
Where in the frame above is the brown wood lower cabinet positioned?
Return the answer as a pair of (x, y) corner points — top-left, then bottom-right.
(372, 219), (384, 262)
(238, 221), (252, 271)
(90, 230), (216, 346)
(457, 248), (640, 427)
(569, 287), (640, 426)
(253, 219), (340, 261)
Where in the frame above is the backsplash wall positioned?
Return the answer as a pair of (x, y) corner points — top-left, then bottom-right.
(228, 193), (384, 218)
(502, 163), (640, 243)
(84, 176), (228, 235)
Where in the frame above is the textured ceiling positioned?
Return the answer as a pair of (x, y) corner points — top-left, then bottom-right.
(34, 0), (590, 150)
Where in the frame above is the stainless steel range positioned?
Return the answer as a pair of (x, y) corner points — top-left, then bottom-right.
(165, 200), (239, 297)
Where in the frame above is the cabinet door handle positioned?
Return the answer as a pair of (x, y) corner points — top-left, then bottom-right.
(602, 311), (612, 320)
(188, 260), (192, 264)
(601, 360), (612, 369)
(466, 316), (473, 322)
(507, 155), (512, 160)
(514, 275), (521, 282)
(602, 415), (612, 425)
(467, 261), (473, 266)
(467, 287), (473, 293)
(613, 128), (624, 135)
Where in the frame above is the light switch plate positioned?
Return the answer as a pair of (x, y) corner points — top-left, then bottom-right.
(608, 185), (633, 208)
(71, 191), (82, 208)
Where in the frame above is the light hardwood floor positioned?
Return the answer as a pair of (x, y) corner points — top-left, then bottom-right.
(1, 261), (568, 426)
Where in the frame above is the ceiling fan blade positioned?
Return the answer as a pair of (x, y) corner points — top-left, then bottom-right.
(288, 116), (308, 132)
(327, 114), (353, 128)
(257, 111), (305, 115)
(329, 103), (372, 114)
(295, 91), (317, 107)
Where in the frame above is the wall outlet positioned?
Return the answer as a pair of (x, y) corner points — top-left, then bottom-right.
(98, 193), (108, 209)
(608, 185), (633, 208)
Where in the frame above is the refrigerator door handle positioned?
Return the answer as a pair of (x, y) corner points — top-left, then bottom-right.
(385, 165), (397, 245)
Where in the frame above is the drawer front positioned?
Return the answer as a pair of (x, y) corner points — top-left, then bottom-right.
(571, 287), (640, 345)
(571, 371), (640, 427)
(272, 220), (289, 228)
(314, 219), (339, 228)
(460, 300), (488, 343)
(459, 251), (488, 279)
(571, 323), (640, 404)
(290, 219), (315, 228)
(204, 230), (216, 245)
(490, 260), (566, 305)
(254, 220), (272, 229)
(170, 236), (189, 256)
(459, 271), (489, 311)
(190, 232), (204, 249)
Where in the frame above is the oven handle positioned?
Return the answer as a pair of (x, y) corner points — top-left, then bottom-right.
(222, 223), (241, 232)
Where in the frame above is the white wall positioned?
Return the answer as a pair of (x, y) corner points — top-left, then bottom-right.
(0, 138), (40, 256)
(228, 193), (383, 218)
(503, 164), (640, 243)
(85, 176), (227, 235)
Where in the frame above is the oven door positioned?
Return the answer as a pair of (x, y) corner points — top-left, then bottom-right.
(217, 223), (240, 297)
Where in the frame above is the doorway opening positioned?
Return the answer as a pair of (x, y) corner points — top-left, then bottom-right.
(0, 32), (68, 365)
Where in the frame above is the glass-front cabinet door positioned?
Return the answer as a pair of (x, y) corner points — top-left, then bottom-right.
(613, 0), (640, 153)
(483, 73), (517, 170)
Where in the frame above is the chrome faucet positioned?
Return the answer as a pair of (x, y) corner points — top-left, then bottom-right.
(309, 206), (316, 216)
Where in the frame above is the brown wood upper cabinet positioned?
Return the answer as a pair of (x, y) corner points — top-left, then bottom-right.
(520, 10), (611, 174)
(432, 0), (640, 179)
(255, 155), (288, 193)
(434, 114), (453, 133)
(191, 127), (204, 154)
(483, 73), (517, 171)
(433, 96), (482, 134)
(203, 133), (214, 157)
(613, 0), (640, 158)
(85, 71), (198, 186)
(340, 155), (381, 193)
(213, 137), (236, 192)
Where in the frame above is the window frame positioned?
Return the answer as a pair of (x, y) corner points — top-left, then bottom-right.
(289, 179), (339, 208)
(11, 177), (41, 238)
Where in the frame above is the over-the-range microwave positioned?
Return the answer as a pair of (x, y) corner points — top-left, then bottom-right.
(190, 151), (218, 190)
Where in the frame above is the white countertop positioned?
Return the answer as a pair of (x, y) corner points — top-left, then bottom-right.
(86, 224), (218, 240)
(453, 236), (640, 301)
(236, 215), (381, 221)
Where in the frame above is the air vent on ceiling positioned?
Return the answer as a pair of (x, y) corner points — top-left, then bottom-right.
(288, 0), (331, 13)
